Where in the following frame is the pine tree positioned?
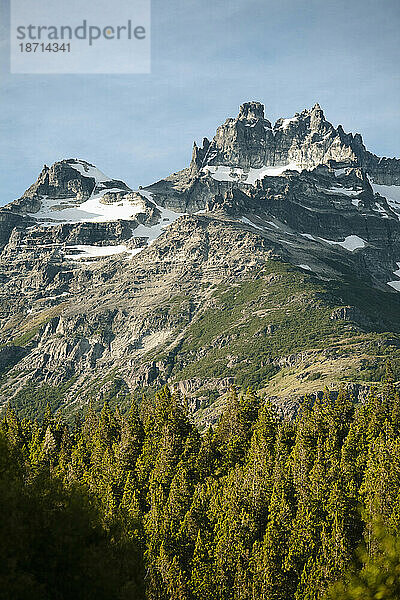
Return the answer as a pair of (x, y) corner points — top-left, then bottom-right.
(252, 425), (296, 600)
(189, 531), (217, 600)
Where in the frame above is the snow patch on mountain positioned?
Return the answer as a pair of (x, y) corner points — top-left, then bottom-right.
(69, 160), (113, 184)
(322, 186), (362, 197)
(136, 190), (182, 243)
(373, 203), (389, 218)
(240, 217), (265, 231)
(371, 182), (400, 220)
(299, 232), (365, 251)
(387, 262), (400, 291)
(278, 117), (299, 129)
(202, 162), (301, 185)
(35, 191), (145, 226)
(320, 235), (366, 251)
(266, 221), (281, 229)
(64, 244), (145, 262)
(29, 184), (182, 238)
(64, 244), (132, 260)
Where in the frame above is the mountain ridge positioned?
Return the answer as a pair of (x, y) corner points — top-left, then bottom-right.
(1, 101), (400, 421)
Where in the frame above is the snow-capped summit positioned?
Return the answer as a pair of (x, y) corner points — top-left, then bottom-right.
(17, 159), (131, 208)
(1, 101), (400, 292)
(0, 158), (182, 261)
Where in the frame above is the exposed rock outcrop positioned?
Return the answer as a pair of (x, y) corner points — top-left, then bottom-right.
(1, 101), (400, 421)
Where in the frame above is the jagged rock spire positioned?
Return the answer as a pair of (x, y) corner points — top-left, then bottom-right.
(238, 101), (265, 121)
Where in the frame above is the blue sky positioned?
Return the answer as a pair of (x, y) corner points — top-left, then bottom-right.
(0, 0), (399, 204)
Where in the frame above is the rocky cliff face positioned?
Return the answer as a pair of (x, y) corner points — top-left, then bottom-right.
(187, 101), (400, 183)
(19, 159), (130, 206)
(1, 101), (400, 422)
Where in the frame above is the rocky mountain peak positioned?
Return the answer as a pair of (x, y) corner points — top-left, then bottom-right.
(238, 101), (265, 122)
(309, 102), (327, 129)
(9, 158), (132, 217)
(183, 101), (400, 185)
(310, 102), (323, 115)
(1, 100), (400, 423)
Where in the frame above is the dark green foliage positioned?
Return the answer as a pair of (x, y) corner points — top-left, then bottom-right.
(11, 379), (77, 421)
(1, 376), (400, 599)
(329, 526), (400, 599)
(0, 412), (145, 599)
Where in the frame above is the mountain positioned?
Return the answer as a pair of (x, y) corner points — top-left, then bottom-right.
(1, 103), (400, 422)
(192, 101), (400, 183)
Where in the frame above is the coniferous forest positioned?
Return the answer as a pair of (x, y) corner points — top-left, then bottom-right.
(1, 370), (400, 599)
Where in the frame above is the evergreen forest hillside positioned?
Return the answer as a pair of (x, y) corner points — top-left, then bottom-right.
(1, 368), (400, 599)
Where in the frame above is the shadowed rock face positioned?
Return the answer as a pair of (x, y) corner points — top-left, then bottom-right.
(0, 209), (37, 249)
(238, 101), (266, 121)
(0, 101), (400, 422)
